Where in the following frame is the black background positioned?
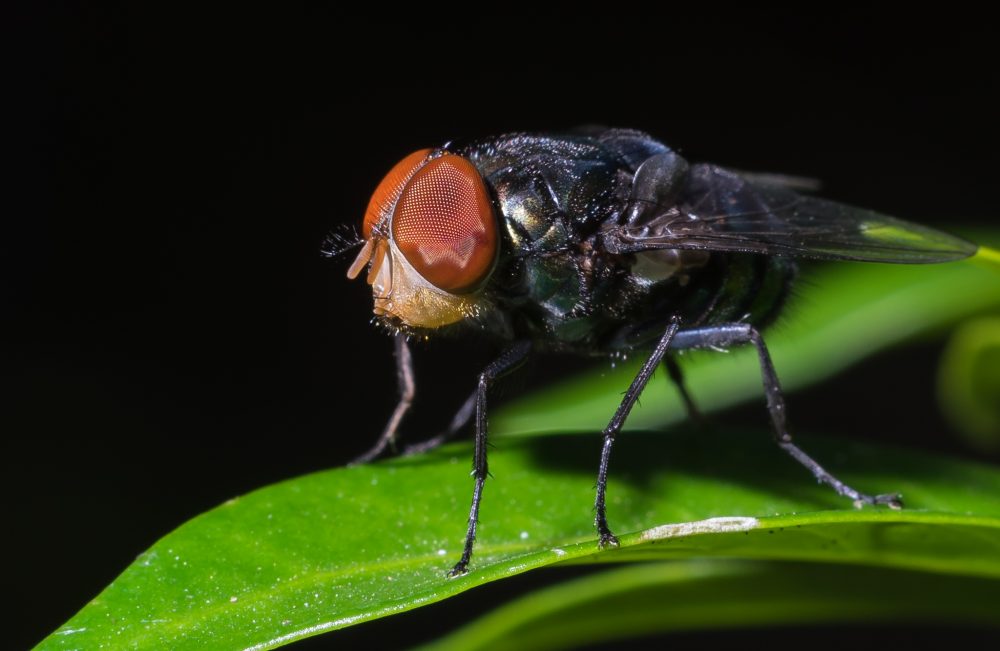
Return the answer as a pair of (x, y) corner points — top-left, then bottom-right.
(7, 8), (999, 649)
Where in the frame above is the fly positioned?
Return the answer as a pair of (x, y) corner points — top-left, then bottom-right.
(334, 128), (978, 577)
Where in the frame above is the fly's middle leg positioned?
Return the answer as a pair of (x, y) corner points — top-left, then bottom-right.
(672, 323), (903, 509)
(595, 315), (682, 548)
(449, 340), (532, 577)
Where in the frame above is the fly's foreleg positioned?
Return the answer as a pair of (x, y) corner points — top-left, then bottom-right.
(672, 323), (903, 509)
(351, 333), (415, 465)
(596, 316), (682, 547)
(450, 341), (532, 577)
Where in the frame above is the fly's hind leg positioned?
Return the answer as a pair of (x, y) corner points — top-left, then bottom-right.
(596, 316), (682, 548)
(671, 323), (903, 509)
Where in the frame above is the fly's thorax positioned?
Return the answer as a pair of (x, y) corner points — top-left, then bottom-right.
(449, 134), (638, 341)
(467, 134), (633, 245)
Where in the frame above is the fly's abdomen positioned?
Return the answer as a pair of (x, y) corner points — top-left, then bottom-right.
(702, 254), (798, 328)
(606, 253), (797, 352)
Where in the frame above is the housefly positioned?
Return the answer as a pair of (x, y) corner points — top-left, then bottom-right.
(337, 128), (977, 576)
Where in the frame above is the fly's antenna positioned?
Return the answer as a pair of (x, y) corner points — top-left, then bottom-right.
(321, 223), (364, 259)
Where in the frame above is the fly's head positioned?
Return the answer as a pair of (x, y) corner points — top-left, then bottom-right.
(348, 148), (499, 332)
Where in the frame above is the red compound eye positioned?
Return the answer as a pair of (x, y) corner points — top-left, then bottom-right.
(391, 155), (497, 293)
(363, 148), (432, 238)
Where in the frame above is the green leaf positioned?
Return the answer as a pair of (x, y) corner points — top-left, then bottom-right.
(415, 561), (1000, 651)
(37, 430), (1000, 650)
(37, 247), (1000, 650)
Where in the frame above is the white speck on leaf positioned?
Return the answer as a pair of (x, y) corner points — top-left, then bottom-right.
(640, 516), (759, 541)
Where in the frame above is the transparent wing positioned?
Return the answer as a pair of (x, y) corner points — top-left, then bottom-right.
(606, 164), (977, 263)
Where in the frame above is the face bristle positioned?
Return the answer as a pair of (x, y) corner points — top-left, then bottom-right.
(321, 223), (364, 259)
